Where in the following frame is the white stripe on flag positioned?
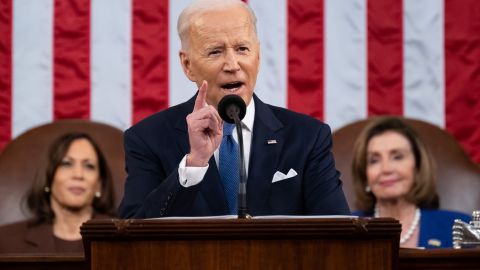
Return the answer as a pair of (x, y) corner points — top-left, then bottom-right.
(91, 0), (132, 130)
(403, 0), (445, 128)
(249, 0), (287, 108)
(169, 0), (196, 107)
(12, 0), (53, 137)
(325, 0), (367, 130)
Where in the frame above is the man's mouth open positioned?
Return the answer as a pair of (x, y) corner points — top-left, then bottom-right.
(221, 82), (243, 92)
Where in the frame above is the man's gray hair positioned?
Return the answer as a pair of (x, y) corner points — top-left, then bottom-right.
(177, 0), (258, 51)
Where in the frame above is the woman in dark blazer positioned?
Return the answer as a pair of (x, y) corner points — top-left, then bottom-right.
(0, 133), (116, 254)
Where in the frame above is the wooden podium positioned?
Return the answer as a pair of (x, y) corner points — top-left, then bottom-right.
(81, 217), (400, 270)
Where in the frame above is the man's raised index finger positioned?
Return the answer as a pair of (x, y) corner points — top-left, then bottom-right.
(193, 80), (208, 111)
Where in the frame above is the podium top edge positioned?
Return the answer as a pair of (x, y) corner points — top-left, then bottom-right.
(80, 217), (401, 239)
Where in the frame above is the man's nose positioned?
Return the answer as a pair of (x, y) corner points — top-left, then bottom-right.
(223, 50), (240, 72)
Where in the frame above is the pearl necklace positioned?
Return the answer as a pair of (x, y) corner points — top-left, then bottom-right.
(374, 205), (421, 244)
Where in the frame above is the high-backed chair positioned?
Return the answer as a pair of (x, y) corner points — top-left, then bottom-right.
(332, 117), (480, 214)
(0, 120), (126, 226)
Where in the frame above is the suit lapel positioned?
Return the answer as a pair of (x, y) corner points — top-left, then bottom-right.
(247, 95), (284, 214)
(174, 94), (229, 214)
(174, 98), (191, 155)
(25, 222), (55, 252)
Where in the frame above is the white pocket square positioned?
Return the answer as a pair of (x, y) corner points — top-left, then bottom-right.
(272, 169), (298, 183)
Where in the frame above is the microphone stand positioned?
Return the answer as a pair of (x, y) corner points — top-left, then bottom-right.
(232, 114), (249, 219)
(220, 94), (249, 219)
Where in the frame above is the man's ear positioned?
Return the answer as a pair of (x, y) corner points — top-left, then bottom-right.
(257, 42), (261, 71)
(179, 50), (196, 82)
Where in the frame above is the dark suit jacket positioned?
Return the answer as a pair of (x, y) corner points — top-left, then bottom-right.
(119, 94), (350, 218)
(0, 213), (110, 254)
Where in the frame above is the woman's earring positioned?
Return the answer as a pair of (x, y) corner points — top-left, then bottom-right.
(44, 186), (50, 193)
(95, 191), (102, 198)
(365, 186), (371, 193)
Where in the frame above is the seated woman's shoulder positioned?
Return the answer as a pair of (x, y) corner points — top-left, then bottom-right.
(421, 208), (471, 222)
(0, 220), (29, 234)
(0, 220), (32, 253)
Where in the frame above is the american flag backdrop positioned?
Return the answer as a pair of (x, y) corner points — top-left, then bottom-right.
(0, 0), (479, 163)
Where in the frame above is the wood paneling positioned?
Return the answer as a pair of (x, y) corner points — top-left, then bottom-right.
(81, 218), (401, 270)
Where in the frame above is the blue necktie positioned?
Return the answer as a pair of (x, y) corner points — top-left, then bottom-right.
(219, 123), (240, 214)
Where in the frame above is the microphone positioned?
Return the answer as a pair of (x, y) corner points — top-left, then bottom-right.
(218, 94), (247, 124)
(217, 95), (249, 219)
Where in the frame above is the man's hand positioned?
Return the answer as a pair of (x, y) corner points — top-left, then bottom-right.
(186, 80), (223, 166)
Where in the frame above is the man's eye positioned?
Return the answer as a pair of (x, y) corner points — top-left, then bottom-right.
(208, 50), (221, 56)
(238, 46), (249, 52)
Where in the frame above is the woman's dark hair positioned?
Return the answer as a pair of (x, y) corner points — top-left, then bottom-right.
(26, 132), (116, 224)
(351, 116), (439, 213)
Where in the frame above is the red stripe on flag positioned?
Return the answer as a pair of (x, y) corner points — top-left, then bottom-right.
(287, 0), (324, 120)
(367, 0), (403, 116)
(53, 0), (91, 120)
(444, 0), (480, 164)
(132, 0), (169, 124)
(0, 0), (12, 151)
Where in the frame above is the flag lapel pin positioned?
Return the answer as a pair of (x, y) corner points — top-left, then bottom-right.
(267, 139), (277, 144)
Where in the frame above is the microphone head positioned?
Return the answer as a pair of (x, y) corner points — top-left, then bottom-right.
(218, 95), (247, 124)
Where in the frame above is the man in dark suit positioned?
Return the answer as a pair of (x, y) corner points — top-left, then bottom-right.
(119, 0), (350, 218)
